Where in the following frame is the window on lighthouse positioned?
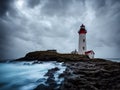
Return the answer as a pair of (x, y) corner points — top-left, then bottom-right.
(83, 39), (85, 42)
(83, 47), (85, 50)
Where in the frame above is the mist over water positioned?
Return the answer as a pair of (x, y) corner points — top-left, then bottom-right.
(0, 61), (66, 90)
(105, 58), (120, 62)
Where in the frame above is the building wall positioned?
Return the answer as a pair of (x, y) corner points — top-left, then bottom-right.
(87, 53), (94, 59)
(78, 34), (87, 54)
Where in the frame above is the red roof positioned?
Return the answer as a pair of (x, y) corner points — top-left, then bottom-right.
(85, 50), (95, 54)
(78, 24), (87, 34)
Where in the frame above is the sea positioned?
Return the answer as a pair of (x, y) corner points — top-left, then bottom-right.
(0, 61), (66, 90)
(105, 58), (120, 62)
(0, 58), (119, 90)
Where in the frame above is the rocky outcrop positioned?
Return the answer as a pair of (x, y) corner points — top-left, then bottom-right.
(35, 67), (60, 90)
(14, 51), (120, 90)
(33, 59), (120, 90)
(60, 60), (120, 90)
(15, 51), (89, 62)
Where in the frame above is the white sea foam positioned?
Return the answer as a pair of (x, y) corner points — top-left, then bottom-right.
(0, 61), (66, 90)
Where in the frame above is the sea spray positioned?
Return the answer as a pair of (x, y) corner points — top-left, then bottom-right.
(0, 61), (66, 90)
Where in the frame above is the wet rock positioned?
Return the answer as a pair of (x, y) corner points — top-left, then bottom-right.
(44, 67), (60, 77)
(34, 84), (51, 90)
(32, 60), (43, 64)
(45, 77), (57, 89)
(60, 61), (120, 90)
(45, 67), (60, 87)
(23, 63), (31, 65)
(36, 78), (46, 83)
(33, 59), (120, 90)
(58, 73), (65, 78)
(35, 67), (60, 90)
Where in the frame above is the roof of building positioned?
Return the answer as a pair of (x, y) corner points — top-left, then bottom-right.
(78, 24), (87, 34)
(85, 50), (95, 54)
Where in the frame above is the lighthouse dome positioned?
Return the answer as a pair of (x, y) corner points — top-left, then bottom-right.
(78, 24), (87, 34)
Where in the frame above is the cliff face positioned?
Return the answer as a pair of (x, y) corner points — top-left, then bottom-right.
(16, 51), (89, 61)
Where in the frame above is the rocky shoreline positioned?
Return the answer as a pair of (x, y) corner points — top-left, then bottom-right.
(35, 67), (60, 90)
(60, 60), (120, 90)
(14, 51), (120, 90)
(33, 59), (120, 90)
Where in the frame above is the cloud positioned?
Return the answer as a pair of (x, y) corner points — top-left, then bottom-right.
(27, 0), (41, 8)
(0, 0), (120, 59)
(0, 0), (15, 17)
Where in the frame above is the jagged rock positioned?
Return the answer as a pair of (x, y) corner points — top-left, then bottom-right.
(60, 61), (120, 90)
(44, 67), (60, 77)
(58, 73), (65, 78)
(34, 84), (52, 90)
(36, 78), (46, 83)
(35, 67), (60, 90)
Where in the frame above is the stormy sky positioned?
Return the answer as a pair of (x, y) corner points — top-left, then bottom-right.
(0, 0), (120, 59)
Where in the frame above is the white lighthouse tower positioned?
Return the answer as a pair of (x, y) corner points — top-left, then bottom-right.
(78, 24), (87, 54)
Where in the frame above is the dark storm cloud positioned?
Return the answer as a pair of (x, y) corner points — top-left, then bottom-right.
(41, 0), (71, 16)
(41, 0), (85, 16)
(0, 0), (16, 58)
(0, 20), (7, 57)
(94, 0), (120, 55)
(0, 0), (14, 17)
(27, 0), (41, 8)
(0, 0), (120, 59)
(92, 0), (120, 17)
(0, 19), (15, 59)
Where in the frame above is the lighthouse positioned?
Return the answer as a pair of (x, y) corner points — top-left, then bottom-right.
(78, 24), (87, 54)
(78, 24), (95, 58)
